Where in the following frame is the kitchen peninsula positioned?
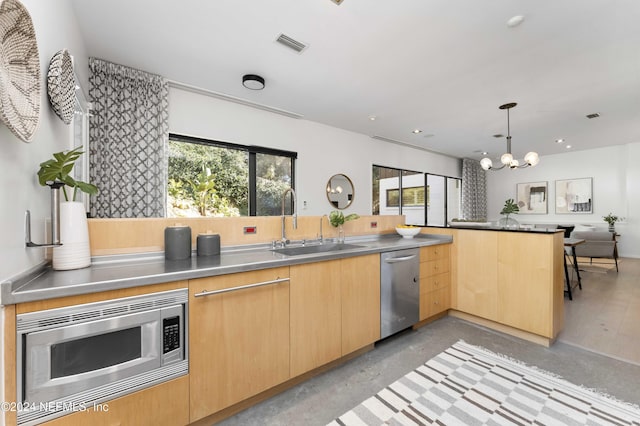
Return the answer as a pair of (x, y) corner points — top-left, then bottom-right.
(425, 225), (565, 346)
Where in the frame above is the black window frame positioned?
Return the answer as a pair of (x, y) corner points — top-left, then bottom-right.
(372, 164), (461, 226)
(169, 133), (297, 217)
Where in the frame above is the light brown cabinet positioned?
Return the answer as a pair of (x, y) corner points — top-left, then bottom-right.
(290, 260), (342, 377)
(419, 244), (451, 320)
(188, 267), (290, 422)
(42, 376), (190, 426)
(290, 254), (381, 377)
(425, 227), (564, 341)
(341, 254), (380, 355)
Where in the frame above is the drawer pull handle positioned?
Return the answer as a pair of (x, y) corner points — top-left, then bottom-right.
(384, 254), (417, 263)
(195, 277), (290, 297)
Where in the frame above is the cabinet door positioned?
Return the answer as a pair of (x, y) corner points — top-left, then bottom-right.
(341, 254), (380, 355)
(42, 376), (189, 426)
(456, 230), (498, 319)
(290, 260), (342, 377)
(189, 267), (290, 421)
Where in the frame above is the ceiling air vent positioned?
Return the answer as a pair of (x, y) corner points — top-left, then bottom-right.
(276, 33), (308, 53)
(493, 134), (504, 138)
(586, 113), (600, 119)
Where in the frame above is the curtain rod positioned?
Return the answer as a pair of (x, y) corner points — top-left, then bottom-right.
(167, 80), (304, 120)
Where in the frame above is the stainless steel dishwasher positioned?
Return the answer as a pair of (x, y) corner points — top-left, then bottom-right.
(380, 248), (420, 339)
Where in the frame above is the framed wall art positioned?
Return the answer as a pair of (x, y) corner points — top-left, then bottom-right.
(516, 181), (548, 214)
(555, 177), (593, 214)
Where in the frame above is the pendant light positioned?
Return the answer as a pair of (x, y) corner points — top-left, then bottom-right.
(480, 103), (539, 170)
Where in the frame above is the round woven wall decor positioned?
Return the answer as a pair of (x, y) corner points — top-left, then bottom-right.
(0, 0), (41, 142)
(47, 49), (75, 124)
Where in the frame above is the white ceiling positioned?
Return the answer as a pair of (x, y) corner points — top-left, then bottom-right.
(70, 0), (640, 160)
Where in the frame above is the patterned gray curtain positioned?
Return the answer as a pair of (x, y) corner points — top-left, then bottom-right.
(88, 58), (168, 218)
(461, 158), (487, 220)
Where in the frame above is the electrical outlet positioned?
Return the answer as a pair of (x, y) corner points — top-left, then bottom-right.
(370, 221), (377, 228)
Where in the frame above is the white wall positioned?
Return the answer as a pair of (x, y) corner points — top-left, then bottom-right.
(168, 88), (461, 217)
(0, 0), (87, 282)
(0, 3), (86, 414)
(486, 143), (639, 257)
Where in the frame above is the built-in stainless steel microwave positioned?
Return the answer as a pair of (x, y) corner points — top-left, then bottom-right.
(16, 289), (188, 425)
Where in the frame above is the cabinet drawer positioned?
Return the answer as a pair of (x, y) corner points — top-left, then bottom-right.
(420, 286), (451, 320)
(420, 244), (450, 261)
(422, 272), (450, 293)
(420, 258), (450, 277)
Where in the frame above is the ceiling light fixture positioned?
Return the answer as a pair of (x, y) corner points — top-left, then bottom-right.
(480, 103), (539, 171)
(412, 129), (422, 134)
(556, 138), (564, 144)
(242, 74), (265, 90)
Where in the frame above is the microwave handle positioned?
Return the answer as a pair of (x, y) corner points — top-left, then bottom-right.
(194, 277), (290, 298)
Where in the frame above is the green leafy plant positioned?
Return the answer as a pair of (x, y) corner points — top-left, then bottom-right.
(188, 166), (218, 216)
(500, 198), (519, 220)
(328, 210), (360, 227)
(37, 146), (98, 201)
(603, 213), (624, 226)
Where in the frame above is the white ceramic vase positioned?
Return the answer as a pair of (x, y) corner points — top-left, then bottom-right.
(53, 201), (91, 270)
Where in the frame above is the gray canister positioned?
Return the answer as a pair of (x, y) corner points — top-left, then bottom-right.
(197, 233), (221, 256)
(165, 225), (192, 260)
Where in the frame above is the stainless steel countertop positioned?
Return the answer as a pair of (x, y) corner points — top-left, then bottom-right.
(1, 233), (452, 305)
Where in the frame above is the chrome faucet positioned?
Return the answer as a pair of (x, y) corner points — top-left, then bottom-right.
(281, 188), (297, 245)
(318, 215), (326, 244)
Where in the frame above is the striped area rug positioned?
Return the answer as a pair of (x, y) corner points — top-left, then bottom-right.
(330, 341), (640, 425)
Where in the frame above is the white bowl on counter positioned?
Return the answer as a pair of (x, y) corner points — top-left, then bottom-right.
(395, 226), (421, 239)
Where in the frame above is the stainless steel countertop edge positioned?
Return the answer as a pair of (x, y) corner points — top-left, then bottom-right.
(1, 234), (452, 305)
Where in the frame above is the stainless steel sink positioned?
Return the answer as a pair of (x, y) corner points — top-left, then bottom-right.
(272, 243), (362, 256)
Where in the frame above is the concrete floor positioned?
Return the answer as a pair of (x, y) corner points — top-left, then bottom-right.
(559, 257), (640, 364)
(217, 315), (640, 426)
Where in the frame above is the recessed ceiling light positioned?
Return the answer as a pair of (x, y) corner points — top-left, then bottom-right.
(507, 15), (525, 28)
(369, 115), (377, 121)
(566, 145), (572, 149)
(482, 151), (488, 155)
(556, 139), (564, 144)
(412, 129), (422, 134)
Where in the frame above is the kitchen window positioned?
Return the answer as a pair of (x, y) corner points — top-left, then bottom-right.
(169, 134), (296, 217)
(372, 165), (461, 226)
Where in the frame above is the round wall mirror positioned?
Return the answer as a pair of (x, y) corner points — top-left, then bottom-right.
(326, 174), (354, 209)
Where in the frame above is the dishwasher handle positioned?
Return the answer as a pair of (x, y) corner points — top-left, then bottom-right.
(383, 254), (417, 264)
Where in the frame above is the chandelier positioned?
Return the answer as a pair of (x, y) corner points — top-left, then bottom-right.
(480, 103), (539, 170)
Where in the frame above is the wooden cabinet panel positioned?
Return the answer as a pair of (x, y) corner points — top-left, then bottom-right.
(497, 232), (562, 337)
(421, 244), (449, 261)
(189, 267), (290, 421)
(290, 260), (342, 377)
(421, 286), (451, 319)
(456, 230), (498, 320)
(43, 376), (189, 426)
(422, 272), (450, 293)
(341, 254), (380, 355)
(420, 258), (450, 277)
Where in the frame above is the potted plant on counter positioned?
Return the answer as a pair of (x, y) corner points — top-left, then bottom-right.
(603, 213), (623, 233)
(38, 146), (98, 270)
(329, 210), (359, 243)
(498, 198), (519, 229)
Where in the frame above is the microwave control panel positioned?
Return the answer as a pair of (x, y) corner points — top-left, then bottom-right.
(163, 316), (181, 354)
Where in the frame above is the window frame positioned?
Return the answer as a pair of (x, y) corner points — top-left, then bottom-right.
(372, 164), (461, 226)
(169, 133), (297, 217)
